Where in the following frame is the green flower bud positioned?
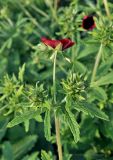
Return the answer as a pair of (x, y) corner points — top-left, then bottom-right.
(62, 73), (87, 101)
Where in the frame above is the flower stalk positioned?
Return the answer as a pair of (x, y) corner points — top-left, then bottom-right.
(103, 0), (111, 19)
(41, 37), (75, 160)
(91, 43), (103, 84)
(53, 51), (63, 160)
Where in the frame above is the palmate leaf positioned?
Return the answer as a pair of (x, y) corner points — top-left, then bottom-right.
(44, 109), (51, 141)
(7, 108), (43, 128)
(74, 102), (109, 121)
(65, 104), (80, 143)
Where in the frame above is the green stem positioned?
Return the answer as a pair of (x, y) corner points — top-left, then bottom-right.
(91, 43), (103, 84)
(53, 51), (63, 160)
(53, 51), (57, 104)
(31, 5), (49, 18)
(54, 0), (58, 11)
(103, 0), (111, 19)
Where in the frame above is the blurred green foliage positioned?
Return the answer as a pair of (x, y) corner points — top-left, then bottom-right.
(0, 0), (113, 160)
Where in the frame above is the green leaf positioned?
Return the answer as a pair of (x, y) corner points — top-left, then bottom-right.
(34, 115), (43, 122)
(22, 152), (39, 160)
(0, 38), (12, 54)
(41, 150), (51, 160)
(74, 61), (87, 73)
(80, 116), (96, 140)
(84, 149), (97, 160)
(2, 141), (14, 160)
(77, 44), (98, 59)
(0, 118), (8, 141)
(24, 120), (29, 132)
(65, 104), (80, 143)
(15, 85), (24, 97)
(44, 110), (51, 141)
(97, 54), (113, 77)
(100, 110), (113, 141)
(7, 108), (42, 128)
(18, 63), (26, 82)
(74, 102), (109, 121)
(93, 71), (113, 86)
(13, 135), (37, 160)
(89, 87), (107, 102)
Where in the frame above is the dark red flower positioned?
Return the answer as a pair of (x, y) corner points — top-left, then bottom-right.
(41, 37), (75, 51)
(82, 16), (96, 30)
(59, 39), (75, 50)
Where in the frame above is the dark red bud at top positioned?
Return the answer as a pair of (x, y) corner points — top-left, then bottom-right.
(82, 16), (96, 30)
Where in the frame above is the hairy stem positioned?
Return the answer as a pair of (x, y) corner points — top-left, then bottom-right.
(103, 0), (111, 19)
(91, 43), (103, 84)
(53, 51), (63, 160)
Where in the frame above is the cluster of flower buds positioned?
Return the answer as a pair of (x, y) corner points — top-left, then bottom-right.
(61, 73), (87, 101)
(27, 83), (48, 107)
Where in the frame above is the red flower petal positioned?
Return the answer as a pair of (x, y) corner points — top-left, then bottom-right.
(41, 37), (75, 51)
(41, 37), (61, 49)
(59, 39), (75, 50)
(82, 16), (96, 30)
